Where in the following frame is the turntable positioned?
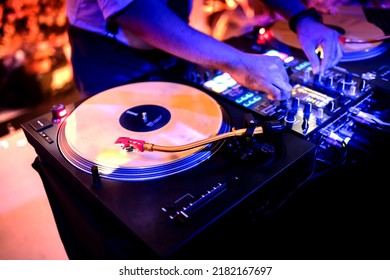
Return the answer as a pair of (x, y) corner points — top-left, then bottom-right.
(268, 5), (389, 62)
(22, 81), (315, 259)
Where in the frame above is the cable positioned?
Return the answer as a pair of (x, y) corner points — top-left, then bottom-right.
(115, 126), (264, 152)
(271, 133), (350, 215)
(270, 147), (317, 215)
(355, 111), (390, 126)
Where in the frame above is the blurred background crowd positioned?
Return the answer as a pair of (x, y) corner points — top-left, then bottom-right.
(0, 0), (72, 109)
(203, 0), (389, 40)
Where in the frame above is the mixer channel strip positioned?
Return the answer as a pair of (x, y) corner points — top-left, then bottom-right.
(196, 57), (375, 138)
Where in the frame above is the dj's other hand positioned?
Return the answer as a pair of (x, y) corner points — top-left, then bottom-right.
(296, 17), (343, 75)
(227, 52), (292, 101)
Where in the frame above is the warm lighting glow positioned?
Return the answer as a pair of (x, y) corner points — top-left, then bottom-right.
(257, 28), (270, 44)
(203, 72), (237, 93)
(95, 148), (130, 169)
(264, 49), (289, 60)
(259, 27), (266, 35)
(51, 65), (74, 91)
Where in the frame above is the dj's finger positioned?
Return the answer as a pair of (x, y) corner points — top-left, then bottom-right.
(305, 46), (321, 75)
(320, 36), (344, 73)
(267, 81), (292, 101)
(330, 40), (344, 68)
(280, 88), (292, 100)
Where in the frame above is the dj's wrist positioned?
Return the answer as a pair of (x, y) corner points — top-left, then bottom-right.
(288, 8), (323, 33)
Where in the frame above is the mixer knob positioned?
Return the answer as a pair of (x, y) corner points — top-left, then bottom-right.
(285, 109), (296, 123)
(336, 82), (345, 94)
(324, 76), (334, 88)
(278, 100), (289, 117)
(326, 100), (335, 112)
(291, 97), (300, 113)
(203, 71), (211, 81)
(303, 102), (312, 119)
(348, 85), (357, 97)
(345, 72), (353, 84)
(313, 74), (322, 86)
(359, 79), (367, 91)
(301, 118), (309, 134)
(303, 68), (311, 83)
(316, 108), (324, 124)
(344, 73), (353, 91)
(189, 72), (197, 83)
(279, 99), (288, 109)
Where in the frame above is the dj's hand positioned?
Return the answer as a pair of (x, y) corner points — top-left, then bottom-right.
(296, 17), (343, 75)
(228, 52), (292, 101)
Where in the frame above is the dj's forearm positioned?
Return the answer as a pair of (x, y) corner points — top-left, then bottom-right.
(116, 0), (243, 73)
(116, 0), (292, 100)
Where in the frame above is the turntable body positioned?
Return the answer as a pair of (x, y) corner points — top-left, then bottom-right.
(23, 84), (315, 259)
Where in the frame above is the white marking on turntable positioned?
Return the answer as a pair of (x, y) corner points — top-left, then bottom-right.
(146, 115), (162, 127)
(125, 110), (138, 116)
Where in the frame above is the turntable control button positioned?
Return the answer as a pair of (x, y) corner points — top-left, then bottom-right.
(91, 165), (101, 187)
(51, 104), (67, 123)
(39, 131), (53, 144)
(29, 118), (53, 132)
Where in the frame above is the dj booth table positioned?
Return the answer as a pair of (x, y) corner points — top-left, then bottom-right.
(26, 121), (390, 260)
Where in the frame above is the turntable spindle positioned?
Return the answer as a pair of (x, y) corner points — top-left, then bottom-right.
(142, 112), (148, 123)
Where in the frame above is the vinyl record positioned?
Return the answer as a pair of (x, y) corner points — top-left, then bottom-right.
(58, 81), (230, 181)
(268, 6), (387, 61)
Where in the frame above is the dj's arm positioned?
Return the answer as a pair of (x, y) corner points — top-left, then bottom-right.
(262, 0), (344, 74)
(114, 0), (291, 101)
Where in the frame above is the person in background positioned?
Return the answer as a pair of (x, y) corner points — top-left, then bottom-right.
(1, 42), (54, 108)
(66, 0), (344, 100)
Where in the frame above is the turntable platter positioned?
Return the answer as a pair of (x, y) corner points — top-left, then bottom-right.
(58, 81), (230, 181)
(268, 6), (388, 61)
